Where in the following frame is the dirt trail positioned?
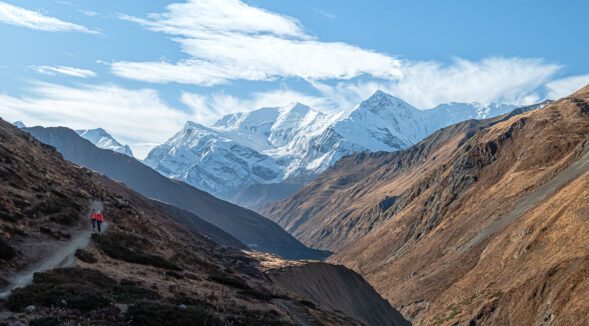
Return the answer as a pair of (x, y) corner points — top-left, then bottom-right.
(0, 200), (107, 299)
(460, 149), (589, 253)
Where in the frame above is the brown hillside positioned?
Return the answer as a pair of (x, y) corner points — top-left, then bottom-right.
(328, 85), (589, 324)
(265, 84), (589, 324)
(263, 118), (495, 251)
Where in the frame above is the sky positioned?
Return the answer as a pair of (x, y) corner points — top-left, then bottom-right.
(0, 0), (588, 158)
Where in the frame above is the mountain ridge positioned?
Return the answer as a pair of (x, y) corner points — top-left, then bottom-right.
(146, 91), (516, 201)
(76, 128), (134, 157)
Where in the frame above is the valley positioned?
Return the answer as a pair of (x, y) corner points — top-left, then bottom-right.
(267, 85), (589, 324)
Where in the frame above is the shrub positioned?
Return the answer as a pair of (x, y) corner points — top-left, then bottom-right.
(94, 232), (182, 272)
(0, 237), (17, 261)
(126, 303), (222, 326)
(7, 268), (115, 312)
(75, 249), (98, 264)
(208, 273), (251, 290)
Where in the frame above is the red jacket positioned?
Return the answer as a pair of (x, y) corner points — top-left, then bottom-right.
(91, 212), (104, 222)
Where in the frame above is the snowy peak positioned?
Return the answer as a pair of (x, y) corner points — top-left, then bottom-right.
(358, 90), (418, 113)
(213, 103), (322, 131)
(76, 128), (134, 157)
(145, 91), (526, 200)
(13, 121), (26, 128)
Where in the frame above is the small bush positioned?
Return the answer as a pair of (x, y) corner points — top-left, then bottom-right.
(114, 285), (161, 303)
(95, 233), (182, 271)
(29, 317), (60, 326)
(0, 237), (17, 261)
(165, 271), (184, 279)
(7, 268), (115, 312)
(126, 303), (222, 326)
(75, 249), (98, 263)
(208, 273), (251, 290)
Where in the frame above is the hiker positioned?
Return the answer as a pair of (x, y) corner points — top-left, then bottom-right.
(90, 209), (104, 233)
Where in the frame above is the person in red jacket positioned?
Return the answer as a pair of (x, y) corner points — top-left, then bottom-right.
(90, 208), (104, 233)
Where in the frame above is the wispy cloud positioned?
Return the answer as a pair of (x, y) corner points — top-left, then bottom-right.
(112, 0), (565, 112)
(545, 74), (589, 100)
(32, 65), (97, 78)
(389, 57), (561, 108)
(0, 1), (98, 34)
(112, 0), (402, 85)
(79, 10), (98, 17)
(0, 83), (189, 158)
(316, 9), (336, 19)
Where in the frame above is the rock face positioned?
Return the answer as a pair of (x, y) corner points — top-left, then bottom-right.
(266, 85), (589, 324)
(76, 128), (134, 157)
(0, 118), (403, 325)
(145, 92), (515, 201)
(24, 126), (329, 260)
(268, 262), (409, 326)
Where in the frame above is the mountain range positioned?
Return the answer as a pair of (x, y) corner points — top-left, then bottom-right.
(144, 91), (516, 205)
(263, 85), (589, 324)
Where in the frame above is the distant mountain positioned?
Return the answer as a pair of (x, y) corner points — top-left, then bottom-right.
(76, 128), (134, 157)
(12, 121), (25, 128)
(23, 126), (330, 260)
(144, 103), (334, 199)
(145, 92), (516, 201)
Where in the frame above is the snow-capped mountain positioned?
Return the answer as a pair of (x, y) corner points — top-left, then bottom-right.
(145, 91), (517, 199)
(144, 103), (334, 198)
(76, 128), (134, 157)
(13, 121), (26, 128)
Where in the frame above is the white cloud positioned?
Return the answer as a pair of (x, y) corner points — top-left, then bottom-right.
(0, 1), (98, 34)
(112, 0), (568, 111)
(545, 74), (589, 99)
(316, 9), (336, 19)
(32, 65), (97, 78)
(79, 10), (98, 17)
(0, 83), (189, 158)
(113, 0), (402, 85)
(308, 58), (561, 112)
(388, 57), (561, 108)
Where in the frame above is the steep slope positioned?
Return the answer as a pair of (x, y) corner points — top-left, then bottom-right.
(23, 126), (329, 260)
(267, 262), (410, 326)
(321, 85), (589, 324)
(76, 128), (134, 157)
(0, 118), (368, 325)
(263, 101), (550, 252)
(146, 93), (515, 201)
(263, 118), (494, 251)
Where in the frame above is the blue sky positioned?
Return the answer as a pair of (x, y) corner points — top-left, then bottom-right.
(1, 0), (588, 158)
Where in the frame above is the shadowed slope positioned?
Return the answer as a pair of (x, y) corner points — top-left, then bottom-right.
(24, 126), (329, 260)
